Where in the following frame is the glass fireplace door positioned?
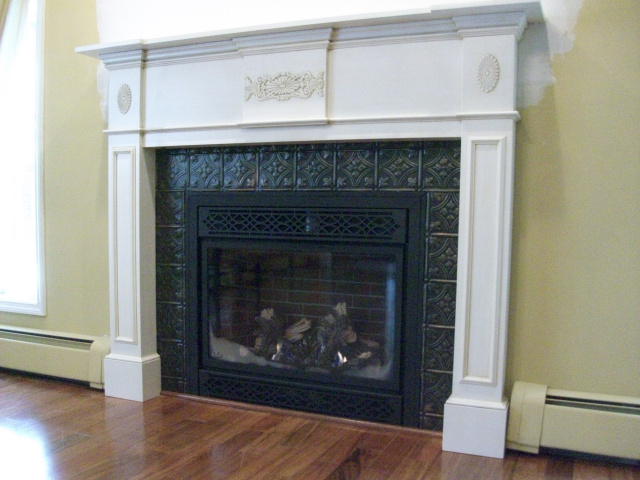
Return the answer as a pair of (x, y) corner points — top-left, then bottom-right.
(201, 242), (402, 389)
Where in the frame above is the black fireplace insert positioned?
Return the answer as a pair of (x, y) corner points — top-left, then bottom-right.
(185, 191), (426, 426)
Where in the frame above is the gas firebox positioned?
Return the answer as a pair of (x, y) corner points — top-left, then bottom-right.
(186, 191), (427, 426)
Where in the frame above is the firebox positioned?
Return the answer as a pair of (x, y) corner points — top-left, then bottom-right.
(186, 191), (426, 426)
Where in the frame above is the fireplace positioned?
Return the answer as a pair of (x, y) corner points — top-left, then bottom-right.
(79, 1), (543, 458)
(157, 141), (459, 428)
(189, 190), (426, 425)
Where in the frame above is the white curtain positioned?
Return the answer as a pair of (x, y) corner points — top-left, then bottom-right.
(0, 0), (29, 56)
(0, 0), (42, 310)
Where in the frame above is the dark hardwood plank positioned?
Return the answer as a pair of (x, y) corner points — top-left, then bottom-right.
(0, 371), (638, 480)
(510, 452), (551, 480)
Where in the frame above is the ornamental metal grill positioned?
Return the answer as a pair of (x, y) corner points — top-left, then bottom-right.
(198, 207), (405, 243)
(200, 371), (402, 425)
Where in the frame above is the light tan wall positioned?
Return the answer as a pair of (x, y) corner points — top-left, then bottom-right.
(2, 0), (638, 399)
(0, 0), (109, 337)
(507, 0), (640, 397)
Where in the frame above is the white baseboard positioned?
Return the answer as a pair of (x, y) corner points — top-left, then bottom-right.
(104, 353), (161, 401)
(443, 397), (509, 458)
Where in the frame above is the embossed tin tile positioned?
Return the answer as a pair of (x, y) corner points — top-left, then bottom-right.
(422, 141), (461, 190)
(259, 146), (295, 190)
(157, 302), (185, 341)
(156, 226), (184, 265)
(156, 265), (185, 303)
(425, 281), (456, 327)
(423, 326), (455, 372)
(429, 192), (459, 234)
(161, 376), (185, 393)
(223, 148), (258, 189)
(190, 150), (222, 189)
(297, 145), (334, 190)
(156, 150), (188, 190)
(156, 191), (184, 226)
(421, 370), (453, 416)
(420, 414), (444, 432)
(157, 339), (185, 378)
(336, 143), (375, 189)
(155, 140), (461, 411)
(427, 235), (458, 281)
(378, 146), (419, 189)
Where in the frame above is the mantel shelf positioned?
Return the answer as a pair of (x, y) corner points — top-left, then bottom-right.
(76, 1), (542, 60)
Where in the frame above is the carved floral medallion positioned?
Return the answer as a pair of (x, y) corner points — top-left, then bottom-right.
(476, 54), (500, 93)
(117, 83), (132, 114)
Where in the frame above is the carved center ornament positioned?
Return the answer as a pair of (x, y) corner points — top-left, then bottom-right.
(245, 72), (325, 102)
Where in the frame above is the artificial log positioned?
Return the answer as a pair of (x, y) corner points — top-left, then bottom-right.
(253, 302), (384, 372)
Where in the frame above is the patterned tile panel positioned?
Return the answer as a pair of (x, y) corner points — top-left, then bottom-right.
(336, 143), (376, 190)
(422, 141), (461, 190)
(156, 303), (185, 341)
(421, 370), (453, 416)
(223, 148), (258, 189)
(156, 139), (461, 428)
(420, 414), (444, 431)
(259, 146), (295, 190)
(297, 145), (334, 190)
(156, 226), (184, 265)
(189, 150), (222, 189)
(427, 235), (458, 281)
(156, 150), (188, 190)
(423, 326), (455, 372)
(425, 281), (457, 327)
(429, 192), (459, 234)
(156, 191), (184, 226)
(378, 145), (420, 189)
(161, 376), (185, 392)
(156, 265), (185, 303)
(157, 339), (185, 378)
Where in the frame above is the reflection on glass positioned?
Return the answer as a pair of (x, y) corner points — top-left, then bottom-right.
(206, 248), (396, 380)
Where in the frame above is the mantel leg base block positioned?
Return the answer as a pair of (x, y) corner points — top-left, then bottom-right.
(442, 397), (509, 458)
(103, 353), (161, 402)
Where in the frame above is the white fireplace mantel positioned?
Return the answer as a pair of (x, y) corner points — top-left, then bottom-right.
(78, 1), (543, 459)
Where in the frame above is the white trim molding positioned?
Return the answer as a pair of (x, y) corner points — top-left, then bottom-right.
(105, 142), (158, 401)
(0, 0), (47, 316)
(445, 120), (516, 458)
(461, 136), (507, 387)
(110, 147), (139, 346)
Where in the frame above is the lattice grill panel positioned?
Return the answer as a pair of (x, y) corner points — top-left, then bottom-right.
(199, 208), (404, 243)
(200, 372), (402, 425)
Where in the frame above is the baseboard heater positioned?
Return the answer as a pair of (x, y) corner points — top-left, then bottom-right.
(507, 381), (640, 461)
(0, 327), (110, 389)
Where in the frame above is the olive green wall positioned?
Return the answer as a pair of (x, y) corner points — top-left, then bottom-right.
(2, 0), (638, 399)
(508, 0), (640, 397)
(0, 0), (109, 337)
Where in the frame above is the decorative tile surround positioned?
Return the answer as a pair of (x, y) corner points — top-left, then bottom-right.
(155, 140), (460, 430)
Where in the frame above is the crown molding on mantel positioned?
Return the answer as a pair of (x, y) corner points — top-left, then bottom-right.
(77, 2), (542, 64)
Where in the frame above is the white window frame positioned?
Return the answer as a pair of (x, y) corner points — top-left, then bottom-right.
(0, 0), (46, 315)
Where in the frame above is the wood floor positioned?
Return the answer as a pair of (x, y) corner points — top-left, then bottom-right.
(0, 371), (638, 480)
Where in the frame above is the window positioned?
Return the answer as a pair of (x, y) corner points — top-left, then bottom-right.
(0, 0), (45, 314)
